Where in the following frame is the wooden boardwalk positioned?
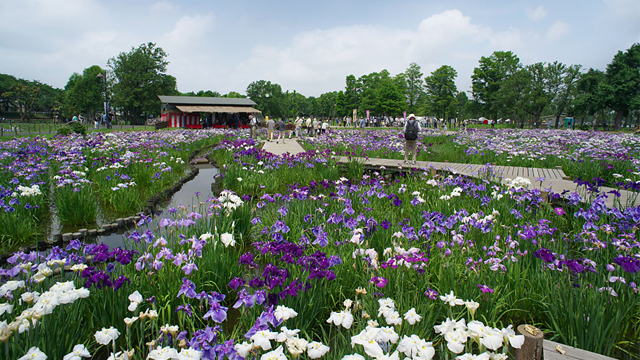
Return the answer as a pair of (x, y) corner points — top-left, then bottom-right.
(258, 140), (639, 208)
(544, 340), (617, 360)
(337, 156), (640, 208)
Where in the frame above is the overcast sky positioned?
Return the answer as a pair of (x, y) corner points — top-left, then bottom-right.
(1, 0), (638, 97)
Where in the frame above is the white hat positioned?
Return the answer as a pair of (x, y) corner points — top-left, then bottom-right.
(408, 114), (416, 119)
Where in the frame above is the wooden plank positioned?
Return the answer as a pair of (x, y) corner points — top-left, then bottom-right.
(543, 340), (617, 360)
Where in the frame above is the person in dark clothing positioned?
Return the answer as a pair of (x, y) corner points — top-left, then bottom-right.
(277, 118), (286, 144)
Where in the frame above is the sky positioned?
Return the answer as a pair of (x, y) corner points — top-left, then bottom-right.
(0, 0), (639, 97)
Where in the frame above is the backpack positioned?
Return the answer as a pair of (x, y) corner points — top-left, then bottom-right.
(405, 120), (418, 140)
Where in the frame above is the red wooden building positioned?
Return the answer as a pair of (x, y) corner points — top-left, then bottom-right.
(158, 96), (261, 129)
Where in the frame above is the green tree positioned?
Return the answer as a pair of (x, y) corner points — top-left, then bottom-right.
(574, 68), (606, 129)
(495, 68), (529, 127)
(603, 43), (640, 130)
(1, 79), (42, 122)
(471, 51), (521, 119)
(344, 74), (361, 114)
(551, 64), (582, 129)
(519, 62), (565, 128)
(456, 91), (469, 121)
(425, 65), (458, 120)
(224, 91), (245, 98)
(403, 62), (424, 113)
(378, 76), (405, 117)
(108, 42), (178, 122)
(246, 80), (285, 118)
(63, 65), (105, 119)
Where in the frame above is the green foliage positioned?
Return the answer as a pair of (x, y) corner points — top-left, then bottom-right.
(424, 65), (458, 120)
(246, 80), (286, 118)
(68, 121), (87, 136)
(108, 42), (178, 122)
(471, 51), (521, 119)
(63, 65), (105, 119)
(603, 43), (640, 130)
(403, 62), (425, 113)
(1, 79), (43, 121)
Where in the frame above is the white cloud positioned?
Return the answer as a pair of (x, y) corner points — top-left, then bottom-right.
(234, 9), (503, 95)
(546, 21), (570, 41)
(527, 6), (548, 22)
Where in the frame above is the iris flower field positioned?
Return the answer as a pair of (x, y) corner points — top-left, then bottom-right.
(0, 128), (638, 360)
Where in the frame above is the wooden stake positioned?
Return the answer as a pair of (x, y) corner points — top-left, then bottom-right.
(514, 324), (544, 360)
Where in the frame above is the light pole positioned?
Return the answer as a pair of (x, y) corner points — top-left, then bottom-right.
(265, 93), (270, 120)
(96, 72), (109, 127)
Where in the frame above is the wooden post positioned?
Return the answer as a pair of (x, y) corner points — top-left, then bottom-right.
(514, 324), (543, 360)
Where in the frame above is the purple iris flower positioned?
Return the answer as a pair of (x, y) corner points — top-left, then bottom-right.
(277, 206), (288, 217)
(182, 262), (198, 275)
(614, 256), (640, 273)
(371, 276), (388, 288)
(175, 303), (192, 317)
(534, 248), (556, 263)
(178, 277), (197, 298)
(65, 239), (84, 251)
(113, 276), (130, 291)
(204, 301), (228, 323)
(478, 284), (494, 293)
(424, 288), (438, 300)
(228, 277), (245, 290)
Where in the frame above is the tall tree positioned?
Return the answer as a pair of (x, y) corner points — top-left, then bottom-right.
(403, 62), (424, 113)
(471, 51), (521, 119)
(63, 65), (105, 119)
(425, 65), (458, 120)
(603, 43), (640, 130)
(378, 76), (405, 117)
(1, 79), (42, 122)
(552, 64), (582, 129)
(574, 68), (606, 129)
(519, 62), (565, 128)
(109, 42), (178, 122)
(495, 68), (529, 127)
(246, 80), (285, 118)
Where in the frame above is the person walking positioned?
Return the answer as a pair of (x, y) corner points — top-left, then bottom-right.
(403, 114), (421, 164)
(322, 119), (329, 134)
(295, 117), (303, 138)
(277, 118), (286, 143)
(266, 117), (275, 142)
(249, 114), (257, 138)
(306, 117), (312, 136)
(359, 117), (365, 133)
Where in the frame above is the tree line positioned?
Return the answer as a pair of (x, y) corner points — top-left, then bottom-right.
(1, 42), (638, 129)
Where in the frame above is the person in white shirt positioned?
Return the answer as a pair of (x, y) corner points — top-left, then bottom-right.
(295, 117), (303, 137)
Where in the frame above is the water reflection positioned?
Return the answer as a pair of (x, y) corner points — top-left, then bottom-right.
(94, 165), (219, 250)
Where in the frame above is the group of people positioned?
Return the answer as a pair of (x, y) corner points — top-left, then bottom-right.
(255, 117), (331, 142)
(70, 113), (113, 129)
(247, 112), (446, 165)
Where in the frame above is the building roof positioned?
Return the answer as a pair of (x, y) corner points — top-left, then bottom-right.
(158, 95), (256, 106)
(176, 105), (261, 113)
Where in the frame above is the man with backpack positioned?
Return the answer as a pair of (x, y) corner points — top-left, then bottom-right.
(403, 114), (421, 164)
